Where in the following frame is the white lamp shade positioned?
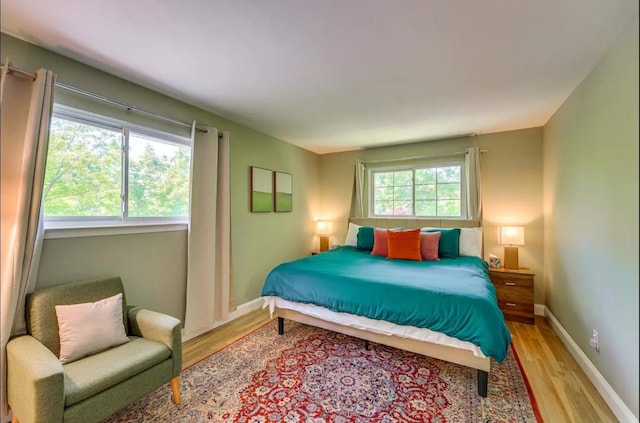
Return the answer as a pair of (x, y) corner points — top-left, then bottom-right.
(316, 221), (332, 235)
(499, 226), (525, 245)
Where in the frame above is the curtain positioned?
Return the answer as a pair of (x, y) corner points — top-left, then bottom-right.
(1, 64), (56, 418)
(214, 131), (233, 320)
(465, 146), (482, 220)
(183, 125), (231, 338)
(349, 159), (366, 217)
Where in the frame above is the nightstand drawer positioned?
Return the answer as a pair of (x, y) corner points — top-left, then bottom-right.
(494, 283), (533, 303)
(489, 268), (535, 325)
(498, 300), (534, 324)
(490, 273), (534, 288)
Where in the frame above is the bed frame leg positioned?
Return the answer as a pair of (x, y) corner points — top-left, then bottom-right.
(278, 317), (284, 335)
(477, 370), (488, 397)
(364, 340), (370, 350)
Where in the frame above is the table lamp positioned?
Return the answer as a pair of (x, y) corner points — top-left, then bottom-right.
(499, 226), (524, 270)
(316, 221), (332, 252)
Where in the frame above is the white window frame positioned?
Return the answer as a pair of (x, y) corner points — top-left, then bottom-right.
(44, 104), (192, 232)
(368, 161), (467, 218)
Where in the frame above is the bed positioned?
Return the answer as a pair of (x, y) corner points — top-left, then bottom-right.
(261, 219), (511, 397)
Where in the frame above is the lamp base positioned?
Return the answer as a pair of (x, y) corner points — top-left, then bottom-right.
(503, 246), (519, 270)
(319, 235), (329, 252)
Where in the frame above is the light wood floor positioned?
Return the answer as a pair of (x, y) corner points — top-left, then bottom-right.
(508, 317), (617, 423)
(183, 311), (617, 422)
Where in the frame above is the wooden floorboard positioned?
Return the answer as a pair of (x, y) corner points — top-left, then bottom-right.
(182, 308), (271, 369)
(183, 310), (618, 422)
(508, 316), (617, 423)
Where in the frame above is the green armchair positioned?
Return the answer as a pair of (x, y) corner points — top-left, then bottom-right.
(6, 277), (182, 423)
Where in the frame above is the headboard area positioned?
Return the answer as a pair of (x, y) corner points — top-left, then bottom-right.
(349, 218), (481, 229)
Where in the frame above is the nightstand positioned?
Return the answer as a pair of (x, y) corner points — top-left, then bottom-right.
(489, 268), (535, 325)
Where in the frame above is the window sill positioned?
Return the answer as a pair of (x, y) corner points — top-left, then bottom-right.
(44, 221), (188, 239)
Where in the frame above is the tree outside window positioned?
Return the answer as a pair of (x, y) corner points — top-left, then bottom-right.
(371, 164), (463, 218)
(44, 113), (191, 220)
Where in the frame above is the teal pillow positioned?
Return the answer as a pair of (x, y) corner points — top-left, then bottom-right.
(356, 226), (375, 251)
(423, 228), (461, 258)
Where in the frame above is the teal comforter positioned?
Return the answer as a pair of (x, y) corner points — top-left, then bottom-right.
(261, 246), (511, 362)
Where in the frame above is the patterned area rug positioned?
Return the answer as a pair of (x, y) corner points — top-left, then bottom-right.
(105, 320), (541, 422)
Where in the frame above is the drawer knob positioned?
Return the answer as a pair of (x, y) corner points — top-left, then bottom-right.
(505, 282), (517, 286)
(505, 302), (517, 307)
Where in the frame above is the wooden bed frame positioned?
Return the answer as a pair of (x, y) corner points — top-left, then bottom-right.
(275, 215), (491, 396)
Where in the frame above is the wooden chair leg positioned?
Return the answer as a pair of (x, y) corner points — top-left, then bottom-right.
(170, 376), (181, 404)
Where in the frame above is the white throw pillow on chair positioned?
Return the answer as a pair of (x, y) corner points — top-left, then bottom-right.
(55, 293), (129, 364)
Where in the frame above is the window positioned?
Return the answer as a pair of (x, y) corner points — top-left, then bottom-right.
(44, 107), (191, 223)
(370, 163), (465, 217)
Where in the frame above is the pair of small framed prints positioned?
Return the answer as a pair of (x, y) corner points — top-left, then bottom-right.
(250, 166), (292, 213)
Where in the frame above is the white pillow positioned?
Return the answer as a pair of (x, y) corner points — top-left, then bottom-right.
(55, 293), (129, 364)
(344, 222), (361, 246)
(459, 227), (483, 258)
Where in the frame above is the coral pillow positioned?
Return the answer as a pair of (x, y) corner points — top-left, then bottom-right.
(55, 293), (129, 364)
(420, 231), (441, 261)
(371, 228), (389, 256)
(422, 228), (461, 258)
(387, 229), (422, 261)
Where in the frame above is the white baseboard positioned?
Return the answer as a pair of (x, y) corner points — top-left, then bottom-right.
(534, 303), (545, 316)
(544, 306), (638, 423)
(181, 297), (264, 342)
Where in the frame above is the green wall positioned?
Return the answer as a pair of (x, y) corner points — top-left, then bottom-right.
(1, 33), (320, 320)
(543, 18), (639, 418)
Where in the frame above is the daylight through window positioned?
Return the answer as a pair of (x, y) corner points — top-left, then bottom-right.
(370, 164), (464, 217)
(44, 108), (191, 221)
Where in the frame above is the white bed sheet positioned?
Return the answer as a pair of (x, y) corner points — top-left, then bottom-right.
(263, 295), (486, 359)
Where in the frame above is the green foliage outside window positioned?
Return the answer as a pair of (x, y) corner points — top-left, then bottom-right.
(44, 115), (190, 219)
(372, 165), (462, 217)
(44, 118), (121, 216)
(128, 133), (190, 217)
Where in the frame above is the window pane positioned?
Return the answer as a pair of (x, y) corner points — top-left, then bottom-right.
(415, 168), (436, 184)
(370, 164), (463, 218)
(437, 200), (461, 216)
(415, 200), (436, 216)
(394, 186), (412, 201)
(374, 172), (393, 187)
(437, 166), (460, 183)
(415, 184), (436, 200)
(438, 183), (461, 200)
(393, 201), (412, 216)
(128, 133), (191, 217)
(393, 170), (413, 186)
(375, 200), (394, 215)
(44, 117), (121, 217)
(375, 186), (393, 201)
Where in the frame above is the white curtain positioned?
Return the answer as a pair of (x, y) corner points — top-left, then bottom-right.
(183, 125), (231, 338)
(214, 132), (232, 321)
(350, 159), (366, 217)
(465, 146), (482, 220)
(0, 64), (56, 418)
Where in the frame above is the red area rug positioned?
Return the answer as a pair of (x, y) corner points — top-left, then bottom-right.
(105, 320), (541, 422)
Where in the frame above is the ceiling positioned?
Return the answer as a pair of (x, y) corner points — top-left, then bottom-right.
(1, 1), (637, 154)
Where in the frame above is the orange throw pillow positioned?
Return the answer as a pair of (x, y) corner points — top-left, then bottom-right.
(371, 228), (389, 256)
(387, 229), (422, 261)
(420, 231), (441, 261)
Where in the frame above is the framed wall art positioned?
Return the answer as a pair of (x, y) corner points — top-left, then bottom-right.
(250, 166), (273, 212)
(274, 171), (293, 212)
